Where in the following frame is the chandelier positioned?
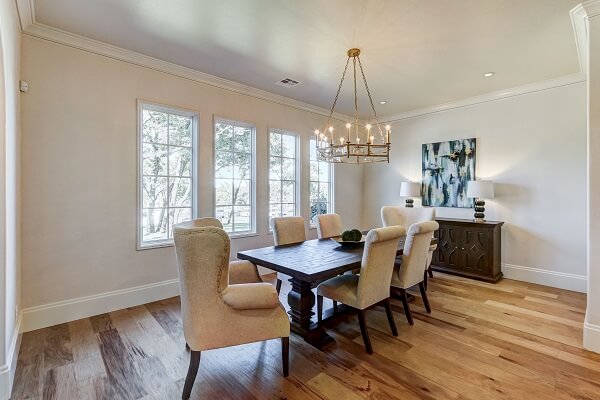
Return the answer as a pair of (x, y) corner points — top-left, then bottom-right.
(315, 48), (391, 164)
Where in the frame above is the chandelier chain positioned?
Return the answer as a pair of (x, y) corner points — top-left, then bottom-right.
(325, 56), (351, 130)
(357, 56), (383, 136)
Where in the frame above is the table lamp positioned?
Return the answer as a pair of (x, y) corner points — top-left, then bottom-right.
(466, 180), (494, 222)
(399, 182), (421, 208)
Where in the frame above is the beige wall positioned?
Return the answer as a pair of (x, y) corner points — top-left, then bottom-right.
(20, 36), (364, 309)
(0, 0), (21, 396)
(363, 82), (587, 290)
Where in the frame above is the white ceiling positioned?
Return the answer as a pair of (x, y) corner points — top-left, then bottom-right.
(32, 0), (582, 117)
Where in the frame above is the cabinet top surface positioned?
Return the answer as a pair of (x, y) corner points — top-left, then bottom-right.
(435, 217), (504, 226)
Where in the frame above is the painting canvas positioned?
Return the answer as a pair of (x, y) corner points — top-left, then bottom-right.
(422, 138), (476, 208)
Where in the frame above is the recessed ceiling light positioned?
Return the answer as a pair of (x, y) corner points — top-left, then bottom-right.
(483, 72), (495, 77)
(380, 101), (387, 104)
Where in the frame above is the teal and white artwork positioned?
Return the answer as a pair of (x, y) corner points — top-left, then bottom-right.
(422, 138), (476, 208)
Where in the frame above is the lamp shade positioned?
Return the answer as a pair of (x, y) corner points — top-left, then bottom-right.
(467, 180), (494, 199)
(400, 182), (421, 197)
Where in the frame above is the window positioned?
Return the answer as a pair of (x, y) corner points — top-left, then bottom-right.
(138, 102), (197, 249)
(269, 130), (299, 223)
(214, 119), (255, 234)
(309, 139), (334, 225)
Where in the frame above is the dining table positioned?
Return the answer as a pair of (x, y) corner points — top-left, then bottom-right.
(237, 235), (437, 350)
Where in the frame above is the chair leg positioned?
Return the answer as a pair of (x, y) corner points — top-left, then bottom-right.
(276, 278), (282, 294)
(281, 337), (289, 377)
(182, 350), (201, 400)
(419, 282), (432, 313)
(333, 301), (338, 314)
(428, 267), (433, 279)
(382, 298), (398, 336)
(317, 295), (323, 325)
(423, 270), (428, 291)
(356, 309), (373, 354)
(399, 289), (414, 326)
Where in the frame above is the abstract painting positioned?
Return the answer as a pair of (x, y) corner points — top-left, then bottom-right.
(422, 138), (476, 208)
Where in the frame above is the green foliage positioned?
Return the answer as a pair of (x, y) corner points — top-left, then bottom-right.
(341, 229), (362, 242)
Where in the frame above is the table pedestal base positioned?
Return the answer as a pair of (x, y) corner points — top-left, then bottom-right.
(287, 278), (335, 350)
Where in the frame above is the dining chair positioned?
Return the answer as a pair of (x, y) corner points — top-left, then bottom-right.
(174, 222), (290, 400)
(316, 225), (406, 354)
(390, 221), (439, 325)
(271, 216), (307, 293)
(316, 213), (343, 239)
(179, 219), (262, 285)
(381, 206), (437, 286)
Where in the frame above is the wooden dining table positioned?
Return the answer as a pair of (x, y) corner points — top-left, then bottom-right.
(237, 235), (434, 350)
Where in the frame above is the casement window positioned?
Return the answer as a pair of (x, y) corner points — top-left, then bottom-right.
(268, 130), (299, 224)
(138, 102), (198, 249)
(214, 119), (256, 235)
(309, 139), (334, 225)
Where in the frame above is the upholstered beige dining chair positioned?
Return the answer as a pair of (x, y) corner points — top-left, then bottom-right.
(381, 206), (437, 285)
(178, 219), (262, 284)
(390, 221), (439, 325)
(316, 213), (343, 239)
(316, 226), (406, 354)
(174, 221), (290, 400)
(271, 216), (307, 293)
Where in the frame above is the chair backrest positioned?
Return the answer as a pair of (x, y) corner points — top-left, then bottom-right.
(177, 217), (223, 229)
(271, 216), (306, 246)
(356, 225), (406, 308)
(316, 213), (343, 239)
(173, 223), (230, 339)
(381, 206), (435, 229)
(395, 221), (439, 288)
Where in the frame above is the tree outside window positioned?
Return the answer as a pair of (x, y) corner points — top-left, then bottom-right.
(214, 121), (254, 233)
(309, 139), (333, 224)
(269, 130), (298, 223)
(139, 104), (196, 248)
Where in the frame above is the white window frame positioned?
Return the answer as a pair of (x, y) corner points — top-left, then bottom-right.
(213, 117), (257, 237)
(309, 138), (335, 227)
(268, 129), (301, 229)
(137, 101), (199, 250)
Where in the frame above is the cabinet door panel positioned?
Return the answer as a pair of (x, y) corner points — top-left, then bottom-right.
(434, 225), (461, 269)
(462, 228), (491, 274)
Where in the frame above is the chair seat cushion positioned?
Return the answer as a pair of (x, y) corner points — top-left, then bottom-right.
(317, 274), (360, 308)
(222, 283), (281, 310)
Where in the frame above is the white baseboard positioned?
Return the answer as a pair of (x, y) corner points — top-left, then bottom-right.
(584, 319), (600, 354)
(502, 263), (587, 293)
(0, 313), (22, 400)
(21, 279), (180, 332)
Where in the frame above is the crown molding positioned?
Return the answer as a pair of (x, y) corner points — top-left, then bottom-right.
(570, 1), (600, 77)
(15, 0), (34, 31)
(14, 0), (588, 124)
(380, 73), (586, 123)
(20, 22), (353, 122)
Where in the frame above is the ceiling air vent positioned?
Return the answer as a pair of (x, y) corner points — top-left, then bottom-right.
(275, 78), (301, 88)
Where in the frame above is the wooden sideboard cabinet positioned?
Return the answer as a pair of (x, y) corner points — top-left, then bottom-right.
(431, 218), (504, 282)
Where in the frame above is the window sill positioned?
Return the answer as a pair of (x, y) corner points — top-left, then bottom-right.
(137, 241), (174, 251)
(229, 232), (259, 239)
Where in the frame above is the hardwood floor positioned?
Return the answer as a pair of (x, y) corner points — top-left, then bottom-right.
(11, 273), (598, 400)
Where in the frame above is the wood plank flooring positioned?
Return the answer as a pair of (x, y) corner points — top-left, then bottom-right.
(11, 273), (599, 400)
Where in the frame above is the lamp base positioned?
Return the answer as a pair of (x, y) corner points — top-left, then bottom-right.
(474, 199), (485, 222)
(405, 198), (414, 208)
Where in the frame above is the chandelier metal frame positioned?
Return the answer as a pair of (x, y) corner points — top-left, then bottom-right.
(315, 48), (391, 164)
